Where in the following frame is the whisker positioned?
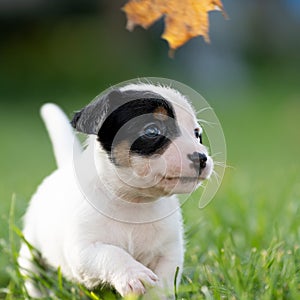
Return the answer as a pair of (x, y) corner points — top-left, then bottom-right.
(211, 170), (221, 186)
(197, 118), (217, 127)
(211, 152), (224, 158)
(196, 107), (213, 114)
(213, 160), (235, 170)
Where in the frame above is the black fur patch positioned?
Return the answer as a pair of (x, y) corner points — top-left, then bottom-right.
(97, 90), (180, 158)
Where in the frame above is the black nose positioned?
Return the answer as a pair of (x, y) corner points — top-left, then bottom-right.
(187, 152), (207, 174)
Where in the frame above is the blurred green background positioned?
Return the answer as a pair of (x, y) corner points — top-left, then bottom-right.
(0, 0), (300, 290)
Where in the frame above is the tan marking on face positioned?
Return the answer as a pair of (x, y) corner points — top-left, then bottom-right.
(112, 140), (131, 167)
(131, 156), (151, 177)
(153, 106), (168, 121)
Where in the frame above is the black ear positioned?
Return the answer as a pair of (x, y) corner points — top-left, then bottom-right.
(71, 89), (122, 135)
(70, 110), (83, 129)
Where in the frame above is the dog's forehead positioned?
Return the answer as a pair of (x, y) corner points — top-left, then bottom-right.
(121, 84), (199, 132)
(120, 83), (195, 117)
(106, 88), (177, 122)
(120, 84), (192, 108)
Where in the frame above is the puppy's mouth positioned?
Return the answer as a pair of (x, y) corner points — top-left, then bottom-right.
(162, 176), (199, 184)
(155, 175), (202, 194)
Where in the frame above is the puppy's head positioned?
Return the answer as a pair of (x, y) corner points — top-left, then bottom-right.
(71, 83), (213, 201)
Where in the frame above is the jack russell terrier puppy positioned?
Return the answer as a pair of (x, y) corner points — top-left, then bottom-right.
(19, 82), (213, 299)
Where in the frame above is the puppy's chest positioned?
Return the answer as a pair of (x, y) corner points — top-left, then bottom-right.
(126, 225), (160, 256)
(110, 222), (169, 262)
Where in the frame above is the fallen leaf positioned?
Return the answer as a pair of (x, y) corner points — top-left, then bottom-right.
(123, 0), (226, 54)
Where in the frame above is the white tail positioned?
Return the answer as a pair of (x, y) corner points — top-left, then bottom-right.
(40, 103), (82, 169)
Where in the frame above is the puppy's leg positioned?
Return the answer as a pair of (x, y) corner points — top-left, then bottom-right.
(67, 242), (158, 297)
(18, 243), (44, 298)
(148, 245), (184, 300)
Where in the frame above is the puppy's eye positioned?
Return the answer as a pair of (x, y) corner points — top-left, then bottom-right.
(194, 128), (203, 144)
(143, 123), (161, 139)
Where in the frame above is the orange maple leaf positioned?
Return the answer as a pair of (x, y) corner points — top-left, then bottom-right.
(123, 0), (226, 54)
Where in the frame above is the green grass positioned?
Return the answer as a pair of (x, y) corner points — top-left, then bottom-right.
(1, 79), (300, 299)
(0, 199), (122, 300)
(4, 196), (156, 300)
(1, 171), (300, 299)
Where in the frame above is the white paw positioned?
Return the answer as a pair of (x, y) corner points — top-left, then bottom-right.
(113, 262), (159, 297)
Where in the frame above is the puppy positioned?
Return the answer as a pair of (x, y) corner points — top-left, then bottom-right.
(19, 82), (213, 298)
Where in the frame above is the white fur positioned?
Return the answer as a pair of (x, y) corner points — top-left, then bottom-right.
(40, 103), (82, 168)
(19, 84), (213, 299)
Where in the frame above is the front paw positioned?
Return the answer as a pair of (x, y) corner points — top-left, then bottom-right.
(113, 262), (158, 297)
